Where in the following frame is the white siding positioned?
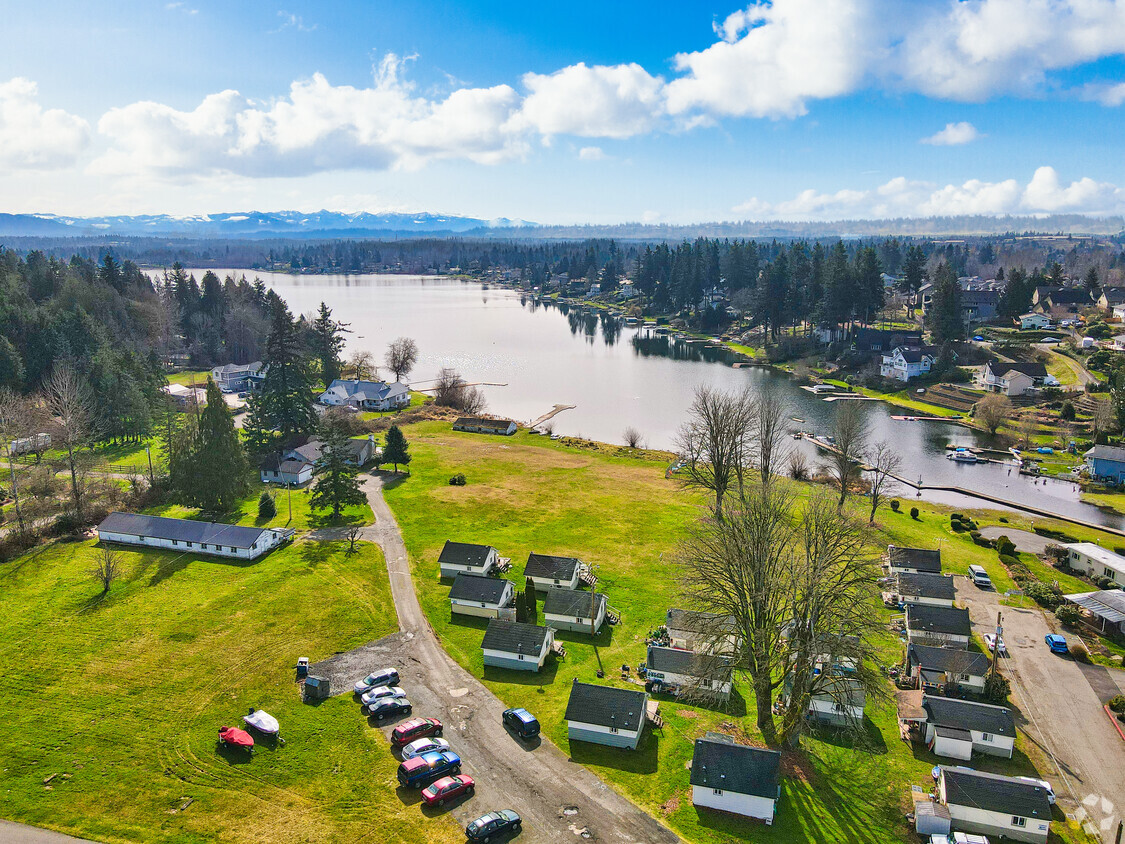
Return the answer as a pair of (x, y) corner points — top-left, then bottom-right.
(901, 594), (955, 608)
(647, 667), (732, 698)
(566, 718), (644, 748)
(942, 797), (1049, 844)
(907, 630), (970, 648)
(482, 639), (549, 670)
(527, 573), (579, 590)
(544, 600), (606, 634)
(97, 529), (283, 560)
(691, 785), (776, 823)
(932, 733), (973, 760)
(924, 724), (1014, 759)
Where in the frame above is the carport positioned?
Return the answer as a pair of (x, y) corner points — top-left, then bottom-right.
(1063, 589), (1125, 636)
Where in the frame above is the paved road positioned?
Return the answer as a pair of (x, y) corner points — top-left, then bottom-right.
(0, 821), (93, 843)
(358, 473), (679, 844)
(977, 526), (1053, 555)
(1034, 343), (1097, 388)
(957, 579), (1125, 842)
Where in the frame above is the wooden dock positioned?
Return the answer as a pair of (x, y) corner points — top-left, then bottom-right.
(530, 404), (576, 429)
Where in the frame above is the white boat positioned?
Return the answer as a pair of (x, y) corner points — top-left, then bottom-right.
(243, 708), (280, 735)
(947, 448), (978, 463)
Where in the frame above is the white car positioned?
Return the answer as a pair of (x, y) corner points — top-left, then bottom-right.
(360, 685), (406, 706)
(984, 633), (1007, 655)
(400, 736), (452, 759)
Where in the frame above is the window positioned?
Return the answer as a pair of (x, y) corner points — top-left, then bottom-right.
(201, 544), (208, 550)
(186, 542), (192, 548)
(960, 673), (971, 681)
(172, 540), (178, 546)
(139, 536), (145, 542)
(229, 546), (236, 552)
(609, 726), (619, 733)
(517, 654), (525, 660)
(480, 602), (487, 608)
(981, 732), (993, 742)
(712, 788), (723, 796)
(1011, 816), (1026, 828)
(575, 617), (583, 623)
(1105, 567), (1116, 579)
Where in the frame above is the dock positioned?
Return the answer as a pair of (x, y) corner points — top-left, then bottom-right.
(530, 404), (576, 429)
(890, 415), (965, 423)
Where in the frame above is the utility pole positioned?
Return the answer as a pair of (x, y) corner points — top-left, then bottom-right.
(989, 610), (1003, 681)
(145, 443), (154, 485)
(286, 482), (293, 525)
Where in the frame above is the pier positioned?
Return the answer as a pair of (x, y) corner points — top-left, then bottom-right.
(530, 404), (576, 429)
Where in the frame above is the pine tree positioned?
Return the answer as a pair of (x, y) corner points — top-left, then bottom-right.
(311, 302), (349, 387)
(382, 425), (411, 473)
(899, 245), (927, 314)
(927, 263), (964, 344)
(524, 576), (537, 625)
(309, 424), (367, 519)
(261, 299), (316, 440)
(170, 379), (250, 513)
(514, 590), (527, 623)
(1085, 266), (1100, 293)
(241, 392), (277, 456)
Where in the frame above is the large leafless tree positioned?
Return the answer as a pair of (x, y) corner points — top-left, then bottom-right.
(974, 393), (1012, 435)
(42, 363), (99, 519)
(0, 388), (42, 535)
(827, 400), (869, 510)
(674, 385), (755, 515)
(346, 350), (376, 381)
(385, 337), (419, 383)
(865, 440), (902, 525)
(750, 379), (791, 485)
(433, 367), (487, 414)
(90, 546), (122, 595)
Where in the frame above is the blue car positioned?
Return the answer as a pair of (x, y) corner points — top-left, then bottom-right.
(973, 335), (986, 342)
(1045, 634), (1068, 654)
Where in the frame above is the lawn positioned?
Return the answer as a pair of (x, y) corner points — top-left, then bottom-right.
(165, 369), (213, 387)
(358, 391), (432, 421)
(0, 535), (462, 843)
(382, 422), (1094, 844)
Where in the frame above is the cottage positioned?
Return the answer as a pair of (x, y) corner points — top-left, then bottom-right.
(665, 608), (741, 654)
(1036, 287), (1090, 316)
(97, 512), (293, 560)
(260, 435), (376, 485)
(1062, 542), (1125, 586)
(8, 433), (50, 457)
(645, 645), (733, 701)
(1083, 445), (1125, 484)
(449, 574), (515, 619)
(690, 732), (781, 824)
(1099, 288), (1125, 312)
(1114, 303), (1125, 321)
(162, 383), (206, 411)
(886, 545), (942, 575)
(802, 673), (866, 727)
(982, 360), (1048, 397)
(319, 379), (410, 411)
(480, 619), (553, 672)
(1018, 312), (1053, 330)
(438, 541), (499, 579)
(258, 456), (314, 486)
(905, 604), (971, 648)
(961, 289), (1000, 324)
(452, 417), (518, 436)
(907, 644), (990, 694)
(210, 361), (264, 392)
(564, 680), (648, 749)
(939, 767), (1052, 844)
(896, 572), (956, 608)
(854, 328), (923, 354)
(880, 346), (935, 382)
(524, 553), (583, 590)
(543, 587), (607, 634)
(1063, 589), (1125, 635)
(1112, 334), (1125, 352)
(923, 695), (1015, 760)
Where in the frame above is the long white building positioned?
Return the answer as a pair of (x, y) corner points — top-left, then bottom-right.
(97, 512), (293, 560)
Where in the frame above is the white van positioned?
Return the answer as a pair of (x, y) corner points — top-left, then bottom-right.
(968, 565), (992, 589)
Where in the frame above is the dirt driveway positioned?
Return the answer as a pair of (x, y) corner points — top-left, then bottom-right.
(343, 473), (679, 844)
(957, 579), (1125, 842)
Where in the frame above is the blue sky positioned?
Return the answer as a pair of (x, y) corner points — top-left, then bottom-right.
(3, 0), (1125, 222)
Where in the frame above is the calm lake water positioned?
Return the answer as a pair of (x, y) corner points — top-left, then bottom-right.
(199, 270), (1123, 528)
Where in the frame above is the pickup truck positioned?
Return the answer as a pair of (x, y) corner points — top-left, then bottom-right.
(397, 750), (462, 789)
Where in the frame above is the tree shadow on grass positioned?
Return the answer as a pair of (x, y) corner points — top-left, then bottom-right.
(483, 659), (558, 687)
(449, 614), (491, 633)
(809, 715), (889, 754)
(555, 625), (616, 648)
(567, 729), (659, 774)
(298, 540), (337, 569)
(148, 556), (191, 587)
(374, 471), (410, 492)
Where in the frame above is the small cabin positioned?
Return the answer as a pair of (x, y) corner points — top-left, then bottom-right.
(665, 608), (741, 654)
(438, 541), (499, 579)
(564, 680), (648, 749)
(453, 416), (518, 436)
(524, 553), (582, 590)
(896, 572), (956, 608)
(645, 645), (732, 701)
(690, 732), (781, 824)
(939, 767), (1052, 844)
(886, 545), (942, 575)
(481, 619), (553, 672)
(907, 643), (990, 694)
(923, 695), (1015, 760)
(543, 587), (606, 633)
(904, 604), (971, 648)
(449, 574), (515, 619)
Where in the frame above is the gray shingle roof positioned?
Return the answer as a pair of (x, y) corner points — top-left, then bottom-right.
(525, 553), (580, 580)
(98, 512), (270, 549)
(646, 645), (732, 680)
(898, 572), (956, 601)
(888, 546), (942, 573)
(690, 733), (781, 799)
(906, 604), (971, 636)
(449, 574), (510, 604)
(543, 588), (605, 619)
(985, 359), (1048, 379)
(481, 619), (549, 655)
(439, 541), (495, 568)
(564, 680), (646, 732)
(908, 644), (991, 677)
(1085, 444), (1125, 463)
(942, 767), (1052, 819)
(924, 695), (1015, 737)
(665, 608), (738, 635)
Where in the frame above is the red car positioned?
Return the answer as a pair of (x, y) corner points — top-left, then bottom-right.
(391, 717), (443, 747)
(421, 774), (475, 806)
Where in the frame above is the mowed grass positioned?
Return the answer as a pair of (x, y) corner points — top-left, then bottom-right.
(0, 536), (463, 844)
(384, 422), (1094, 844)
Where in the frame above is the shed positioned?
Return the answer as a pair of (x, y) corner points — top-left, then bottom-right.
(915, 799), (952, 837)
(449, 574), (515, 619)
(887, 545), (942, 575)
(304, 676), (331, 700)
(1062, 589), (1125, 635)
(543, 587), (607, 633)
(438, 541), (499, 579)
(481, 619), (553, 672)
(524, 552), (582, 590)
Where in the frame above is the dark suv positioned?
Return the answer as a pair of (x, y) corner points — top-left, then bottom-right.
(502, 707), (540, 740)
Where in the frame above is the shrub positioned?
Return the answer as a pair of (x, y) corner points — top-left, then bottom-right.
(1033, 526), (1078, 542)
(890, 500), (900, 512)
(1061, 401), (1076, 421)
(448, 473), (467, 486)
(1095, 575), (1122, 590)
(1069, 643), (1091, 663)
(1025, 581), (1062, 609)
(999, 554), (1021, 568)
(1108, 694), (1125, 714)
(951, 513), (963, 522)
(983, 671), (1011, 703)
(910, 507), (919, 520)
(1044, 544), (1069, 566)
(998, 516), (1009, 523)
(951, 519), (967, 532)
(994, 536), (1016, 557)
(257, 491), (277, 519)
(1055, 604), (1081, 626)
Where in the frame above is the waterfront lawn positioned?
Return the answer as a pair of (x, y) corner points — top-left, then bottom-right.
(358, 390), (431, 421)
(0, 537), (461, 844)
(383, 422), (1093, 844)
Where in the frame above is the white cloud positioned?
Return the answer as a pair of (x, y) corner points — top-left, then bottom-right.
(1081, 81), (1125, 106)
(921, 121), (980, 146)
(578, 146), (606, 161)
(515, 63), (665, 138)
(0, 78), (90, 170)
(1021, 165), (1122, 212)
(273, 11), (316, 33)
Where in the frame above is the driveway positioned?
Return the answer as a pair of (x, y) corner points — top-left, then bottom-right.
(356, 473), (679, 844)
(1034, 343), (1097, 388)
(0, 821), (92, 843)
(957, 579), (1125, 842)
(977, 527), (1054, 555)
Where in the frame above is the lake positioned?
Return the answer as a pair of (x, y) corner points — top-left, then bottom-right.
(198, 270), (1123, 529)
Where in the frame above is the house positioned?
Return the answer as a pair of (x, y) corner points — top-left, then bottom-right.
(1031, 285), (1060, 306)
(453, 417), (517, 436)
(449, 574), (515, 619)
(939, 767), (1052, 844)
(438, 541), (499, 579)
(1098, 288), (1125, 312)
(923, 695), (1015, 759)
(854, 328), (922, 354)
(961, 289), (1000, 324)
(880, 346), (935, 382)
(260, 436), (376, 485)
(904, 604), (971, 648)
(1062, 542), (1125, 586)
(1114, 303), (1125, 321)
(543, 587), (607, 634)
(1112, 334), (1125, 352)
(1019, 312), (1053, 330)
(97, 512), (293, 560)
(1037, 287), (1090, 316)
(8, 433), (50, 457)
(665, 608), (741, 654)
(480, 619), (553, 672)
(1084, 444), (1125, 483)
(319, 379), (410, 411)
(564, 680), (648, 749)
(886, 545), (942, 575)
(896, 572), (956, 607)
(210, 361), (264, 392)
(258, 455), (314, 486)
(982, 360), (1048, 397)
(1062, 589), (1125, 635)
(645, 645), (733, 701)
(524, 553), (583, 590)
(162, 383), (206, 411)
(690, 732), (781, 824)
(907, 644), (991, 694)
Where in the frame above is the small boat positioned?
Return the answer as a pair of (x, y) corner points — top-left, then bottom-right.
(243, 709), (280, 736)
(947, 448), (978, 463)
(218, 726), (254, 752)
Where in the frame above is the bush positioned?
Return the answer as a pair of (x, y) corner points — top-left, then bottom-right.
(448, 473), (467, 486)
(994, 535), (1016, 557)
(1055, 604), (1081, 626)
(1061, 401), (1076, 421)
(1108, 694), (1125, 714)
(1069, 643), (1091, 663)
(999, 554), (1021, 568)
(951, 519), (967, 532)
(1033, 526), (1078, 542)
(1044, 544), (1069, 566)
(983, 671), (1011, 703)
(998, 516), (1008, 523)
(890, 500), (900, 512)
(951, 513), (963, 522)
(910, 507), (919, 520)
(1025, 581), (1062, 609)
(257, 491), (277, 519)
(1095, 575), (1122, 590)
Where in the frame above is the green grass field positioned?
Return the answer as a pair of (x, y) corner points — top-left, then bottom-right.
(383, 422), (1095, 844)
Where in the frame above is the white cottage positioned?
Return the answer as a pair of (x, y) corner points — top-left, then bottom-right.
(645, 645), (733, 701)
(905, 603), (971, 648)
(880, 346), (935, 382)
(438, 541), (499, 579)
(97, 512), (293, 560)
(940, 767), (1052, 844)
(543, 587), (607, 634)
(923, 695), (1015, 760)
(524, 553), (583, 590)
(664, 608), (741, 654)
(896, 572), (956, 608)
(449, 573), (514, 619)
(564, 680), (648, 749)
(907, 644), (990, 694)
(1063, 542), (1125, 587)
(480, 619), (553, 672)
(690, 732), (781, 824)
(886, 545), (942, 575)
(319, 379), (410, 411)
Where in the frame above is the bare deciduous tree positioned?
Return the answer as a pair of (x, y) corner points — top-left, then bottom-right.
(90, 547), (122, 595)
(787, 449), (810, 481)
(974, 393), (1012, 435)
(674, 385), (755, 516)
(1017, 411), (1039, 448)
(345, 525), (363, 555)
(751, 379), (791, 485)
(0, 388), (41, 535)
(432, 367), (488, 414)
(622, 426), (644, 449)
(827, 400), (869, 510)
(385, 337), (419, 383)
(865, 440), (902, 525)
(346, 350), (376, 381)
(43, 363), (99, 519)
(1092, 397), (1117, 443)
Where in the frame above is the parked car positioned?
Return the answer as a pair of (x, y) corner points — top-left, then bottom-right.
(1045, 634), (1069, 655)
(354, 668), (400, 695)
(973, 335), (985, 342)
(502, 707), (540, 740)
(397, 750), (461, 789)
(466, 810), (521, 841)
(421, 773), (475, 806)
(984, 633), (1007, 655)
(368, 697), (413, 721)
(360, 685), (407, 706)
(401, 736), (452, 759)
(392, 717), (443, 747)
